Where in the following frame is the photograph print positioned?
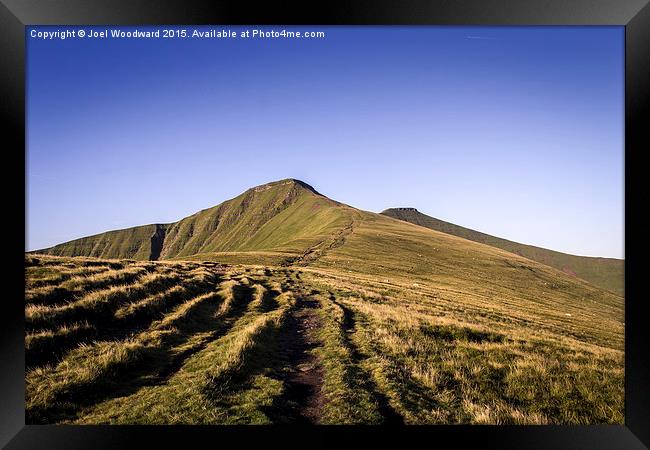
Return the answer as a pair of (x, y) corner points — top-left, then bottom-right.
(25, 25), (624, 425)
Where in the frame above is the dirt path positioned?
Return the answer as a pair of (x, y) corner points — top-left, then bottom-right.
(275, 296), (325, 424)
(284, 220), (355, 267)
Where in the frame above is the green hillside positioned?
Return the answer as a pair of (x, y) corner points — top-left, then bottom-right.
(39, 179), (355, 264)
(27, 179), (624, 424)
(36, 223), (164, 260)
(40, 181), (623, 297)
(381, 208), (624, 296)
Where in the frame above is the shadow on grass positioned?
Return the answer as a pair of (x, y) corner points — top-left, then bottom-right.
(201, 293), (324, 424)
(329, 294), (405, 425)
(26, 278), (256, 424)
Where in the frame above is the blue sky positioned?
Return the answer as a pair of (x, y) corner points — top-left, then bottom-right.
(26, 26), (624, 258)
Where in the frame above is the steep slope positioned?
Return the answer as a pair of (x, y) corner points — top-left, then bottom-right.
(35, 224), (165, 261)
(39, 179), (356, 264)
(381, 208), (624, 296)
(159, 179), (353, 260)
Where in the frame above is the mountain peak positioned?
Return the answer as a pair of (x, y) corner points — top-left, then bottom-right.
(249, 178), (321, 196)
(382, 207), (419, 213)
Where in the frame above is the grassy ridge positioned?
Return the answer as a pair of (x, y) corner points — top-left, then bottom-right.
(36, 180), (622, 302)
(35, 224), (162, 260)
(38, 179), (355, 263)
(382, 208), (624, 296)
(313, 212), (623, 349)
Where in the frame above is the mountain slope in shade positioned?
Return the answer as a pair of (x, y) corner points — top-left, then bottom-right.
(381, 207), (623, 296)
(39, 223), (164, 261)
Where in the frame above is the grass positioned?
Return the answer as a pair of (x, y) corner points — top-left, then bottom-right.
(314, 296), (384, 424)
(25, 254), (623, 425)
(26, 321), (96, 368)
(382, 207), (624, 296)
(74, 277), (294, 424)
(24, 180), (624, 425)
(300, 273), (623, 424)
(38, 179), (353, 263)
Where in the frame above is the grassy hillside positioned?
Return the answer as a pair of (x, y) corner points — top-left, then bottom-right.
(39, 183), (623, 299)
(39, 179), (355, 264)
(381, 208), (624, 296)
(36, 224), (164, 260)
(25, 254), (623, 424)
(27, 180), (624, 424)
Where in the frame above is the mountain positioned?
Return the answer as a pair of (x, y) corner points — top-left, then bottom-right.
(38, 178), (622, 316)
(39, 179), (357, 265)
(381, 207), (623, 296)
(29, 179), (624, 424)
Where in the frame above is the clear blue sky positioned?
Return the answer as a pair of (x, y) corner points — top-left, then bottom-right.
(26, 26), (624, 258)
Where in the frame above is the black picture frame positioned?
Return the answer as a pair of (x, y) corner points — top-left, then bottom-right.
(1, 1), (648, 448)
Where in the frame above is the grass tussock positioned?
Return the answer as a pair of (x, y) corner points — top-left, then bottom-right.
(26, 271), (184, 330)
(26, 337), (151, 423)
(25, 266), (148, 306)
(314, 298), (384, 424)
(26, 321), (96, 368)
(333, 294), (623, 424)
(203, 304), (290, 398)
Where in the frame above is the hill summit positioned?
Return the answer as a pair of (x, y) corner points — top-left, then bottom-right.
(39, 178), (355, 264)
(381, 207), (623, 295)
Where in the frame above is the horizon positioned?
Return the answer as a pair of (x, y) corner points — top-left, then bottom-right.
(29, 175), (623, 261)
(27, 26), (624, 258)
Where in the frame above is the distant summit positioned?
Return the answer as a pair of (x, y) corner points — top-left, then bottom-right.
(383, 207), (419, 213)
(381, 207), (623, 295)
